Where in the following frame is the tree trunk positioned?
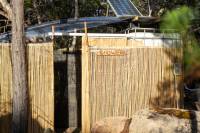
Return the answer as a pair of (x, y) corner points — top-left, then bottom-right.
(11, 0), (28, 132)
(71, 0), (79, 48)
(32, 0), (42, 24)
(74, 0), (79, 19)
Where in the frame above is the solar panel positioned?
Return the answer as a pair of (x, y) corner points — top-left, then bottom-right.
(107, 0), (142, 17)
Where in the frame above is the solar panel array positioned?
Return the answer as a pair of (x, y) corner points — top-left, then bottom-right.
(107, 0), (142, 17)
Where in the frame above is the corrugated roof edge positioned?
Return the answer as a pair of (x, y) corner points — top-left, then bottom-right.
(0, 17), (127, 42)
(26, 17), (123, 30)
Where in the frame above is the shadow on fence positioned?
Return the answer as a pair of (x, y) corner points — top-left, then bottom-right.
(0, 104), (54, 133)
(150, 45), (199, 133)
(54, 50), (81, 132)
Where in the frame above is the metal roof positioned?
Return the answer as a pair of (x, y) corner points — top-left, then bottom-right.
(0, 17), (127, 42)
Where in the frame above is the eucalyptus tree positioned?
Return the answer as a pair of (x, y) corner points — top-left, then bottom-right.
(0, 0), (28, 132)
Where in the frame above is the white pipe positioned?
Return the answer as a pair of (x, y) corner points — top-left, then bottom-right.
(48, 32), (181, 40)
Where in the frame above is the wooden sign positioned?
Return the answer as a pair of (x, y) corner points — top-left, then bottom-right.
(96, 49), (126, 56)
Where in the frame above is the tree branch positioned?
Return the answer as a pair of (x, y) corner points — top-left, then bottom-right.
(0, 9), (8, 18)
(193, 27), (200, 32)
(0, 0), (12, 19)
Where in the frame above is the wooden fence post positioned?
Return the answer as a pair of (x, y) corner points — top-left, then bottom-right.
(81, 22), (90, 133)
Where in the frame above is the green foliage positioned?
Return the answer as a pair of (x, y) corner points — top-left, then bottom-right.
(184, 39), (200, 71)
(132, 0), (191, 16)
(160, 6), (200, 72)
(161, 6), (194, 33)
(24, 0), (32, 8)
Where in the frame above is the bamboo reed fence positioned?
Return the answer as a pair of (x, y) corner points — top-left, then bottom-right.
(0, 44), (12, 133)
(82, 37), (183, 133)
(0, 43), (54, 133)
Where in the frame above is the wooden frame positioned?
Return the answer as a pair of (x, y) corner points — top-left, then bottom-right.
(81, 36), (90, 133)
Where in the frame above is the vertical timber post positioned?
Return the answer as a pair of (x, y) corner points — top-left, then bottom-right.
(11, 0), (28, 132)
(51, 25), (55, 41)
(81, 22), (90, 133)
(175, 47), (184, 109)
(67, 0), (79, 128)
